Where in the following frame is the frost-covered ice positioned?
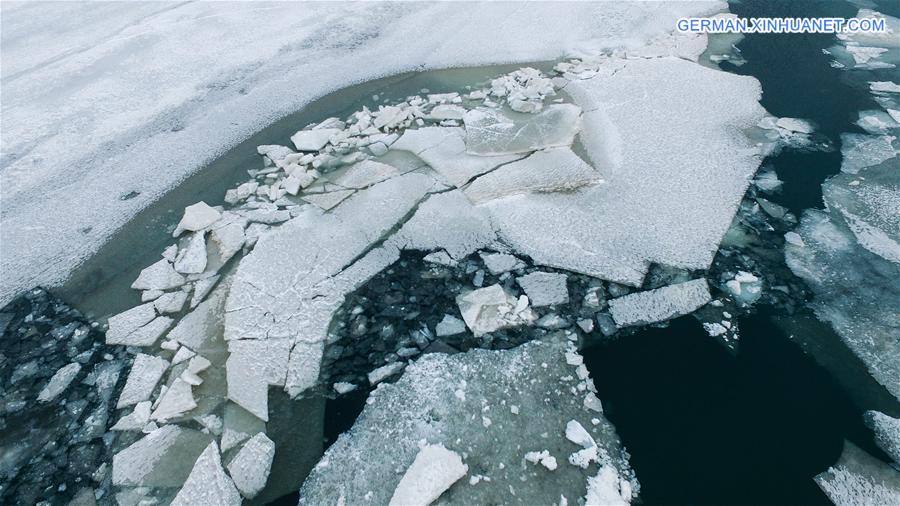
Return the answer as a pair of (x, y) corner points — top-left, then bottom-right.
(864, 411), (900, 464)
(37, 362), (81, 402)
(116, 353), (169, 409)
(3, 2), (740, 306)
(171, 441), (241, 506)
(455, 284), (537, 336)
(298, 336), (638, 505)
(225, 432), (275, 499)
(517, 272), (570, 307)
(463, 104), (583, 155)
(814, 441), (900, 506)
(608, 279), (711, 327)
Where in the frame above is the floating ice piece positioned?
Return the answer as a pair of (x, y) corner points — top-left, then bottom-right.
(464, 148), (601, 203)
(154, 290), (189, 314)
(389, 444), (468, 506)
(840, 134), (896, 174)
(585, 466), (631, 506)
(814, 441), (900, 506)
(37, 362), (81, 402)
(303, 189), (356, 210)
(142, 289), (163, 302)
(227, 432), (275, 499)
(754, 170), (783, 193)
(329, 160), (403, 189)
(391, 127), (523, 186)
(108, 315), (174, 347)
(857, 110), (899, 134)
(430, 104), (467, 121)
(480, 252), (524, 274)
(131, 259), (186, 291)
(368, 362), (405, 386)
(226, 339), (292, 421)
(112, 425), (212, 487)
(298, 337), (636, 505)
(456, 284), (536, 337)
(172, 441), (241, 506)
(423, 251), (457, 267)
(290, 128), (340, 151)
(870, 81), (900, 93)
(117, 353), (170, 408)
(608, 279), (711, 327)
(111, 401), (152, 431)
(210, 217), (246, 264)
(723, 271), (763, 306)
(775, 117), (814, 134)
(190, 274), (220, 309)
(151, 378), (197, 421)
(463, 104), (582, 156)
(221, 403), (266, 452)
(435, 314), (467, 337)
(174, 202), (221, 237)
(106, 303), (156, 343)
(517, 272), (569, 307)
(334, 382), (358, 395)
(174, 231), (208, 274)
(525, 450), (559, 471)
(394, 190), (496, 259)
(864, 411), (900, 463)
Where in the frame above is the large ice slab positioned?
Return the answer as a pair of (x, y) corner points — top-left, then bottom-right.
(485, 57), (765, 286)
(117, 353), (169, 408)
(463, 104), (582, 156)
(171, 441), (241, 506)
(298, 336), (638, 505)
(112, 425), (212, 487)
(394, 190), (497, 259)
(608, 279), (711, 327)
(814, 441), (900, 506)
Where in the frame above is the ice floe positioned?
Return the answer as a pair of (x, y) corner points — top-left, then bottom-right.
(37, 362), (81, 402)
(814, 441), (900, 506)
(517, 272), (570, 307)
(608, 279), (711, 327)
(226, 432), (275, 499)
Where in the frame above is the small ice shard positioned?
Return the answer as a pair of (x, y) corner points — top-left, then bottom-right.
(131, 259), (186, 290)
(226, 339), (292, 421)
(430, 104), (466, 121)
(172, 346), (196, 365)
(37, 362), (81, 402)
(226, 432), (275, 499)
(290, 128), (340, 151)
(117, 353), (169, 408)
(584, 466), (631, 506)
(464, 148), (601, 204)
(181, 354), (211, 385)
(151, 378), (197, 422)
(480, 252), (524, 274)
(455, 284), (536, 337)
(174, 202), (221, 237)
(210, 218), (246, 265)
(190, 274), (220, 309)
(334, 382), (358, 395)
(608, 279), (711, 327)
(391, 127), (522, 186)
(839, 134), (896, 174)
(154, 290), (189, 314)
(112, 425), (212, 487)
(870, 81), (900, 93)
(463, 104), (582, 156)
(435, 314), (467, 337)
(106, 303), (156, 343)
(814, 441), (900, 506)
(517, 272), (569, 307)
(754, 169), (783, 193)
(525, 450), (559, 471)
(864, 411), (900, 463)
(368, 362), (405, 386)
(423, 251), (457, 267)
(388, 444), (468, 506)
(111, 401), (152, 431)
(221, 403), (266, 452)
(723, 271), (763, 306)
(174, 231), (208, 274)
(172, 441), (241, 506)
(303, 189), (356, 211)
(774, 117), (814, 134)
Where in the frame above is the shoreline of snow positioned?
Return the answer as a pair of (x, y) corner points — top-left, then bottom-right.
(0, 1), (727, 306)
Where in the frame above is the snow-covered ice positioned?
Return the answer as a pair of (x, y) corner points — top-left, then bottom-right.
(814, 441), (900, 506)
(171, 441), (241, 506)
(226, 432), (275, 499)
(608, 279), (711, 327)
(517, 272), (570, 307)
(455, 284), (537, 336)
(117, 353), (169, 409)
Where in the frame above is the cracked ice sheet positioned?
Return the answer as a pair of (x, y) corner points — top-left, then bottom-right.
(463, 104), (583, 156)
(484, 57), (765, 286)
(1, 1), (726, 305)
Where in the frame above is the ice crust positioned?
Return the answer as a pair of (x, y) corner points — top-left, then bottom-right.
(864, 411), (900, 464)
(608, 279), (711, 327)
(298, 336), (637, 505)
(486, 57), (765, 286)
(814, 441), (900, 506)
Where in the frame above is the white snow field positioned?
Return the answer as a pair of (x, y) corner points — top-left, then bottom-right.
(0, 0), (726, 306)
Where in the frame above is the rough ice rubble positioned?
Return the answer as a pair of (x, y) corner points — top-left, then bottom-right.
(298, 336), (638, 505)
(455, 284), (537, 337)
(487, 57), (766, 286)
(814, 441), (900, 506)
(608, 279), (711, 328)
(786, 162), (900, 403)
(37, 362), (81, 402)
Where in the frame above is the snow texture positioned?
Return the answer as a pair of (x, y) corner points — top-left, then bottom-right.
(117, 353), (169, 409)
(864, 411), (900, 464)
(171, 441), (241, 506)
(226, 432), (275, 499)
(608, 279), (711, 327)
(517, 272), (570, 307)
(814, 441), (900, 506)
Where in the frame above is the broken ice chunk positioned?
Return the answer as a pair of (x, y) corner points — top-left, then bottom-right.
(388, 444), (468, 506)
(840, 134), (896, 174)
(723, 271), (763, 306)
(154, 290), (189, 314)
(171, 441), (241, 506)
(108, 316), (173, 347)
(395, 190), (496, 260)
(131, 259), (186, 291)
(368, 362), (405, 386)
(480, 252), (525, 274)
(435, 314), (467, 337)
(221, 403), (266, 452)
(463, 104), (582, 156)
(464, 148), (601, 204)
(608, 279), (711, 327)
(210, 218), (246, 265)
(517, 272), (569, 307)
(106, 303), (156, 343)
(814, 441), (900, 506)
(111, 401), (152, 431)
(37, 362), (81, 402)
(455, 284), (536, 337)
(290, 128), (340, 151)
(227, 432), (275, 499)
(329, 159), (403, 189)
(870, 81), (900, 93)
(151, 377), (197, 422)
(430, 104), (466, 121)
(117, 353), (169, 408)
(174, 202), (221, 237)
(112, 425), (212, 487)
(226, 339), (292, 421)
(391, 127), (523, 187)
(302, 189), (356, 211)
(864, 411), (900, 464)
(174, 231), (208, 274)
